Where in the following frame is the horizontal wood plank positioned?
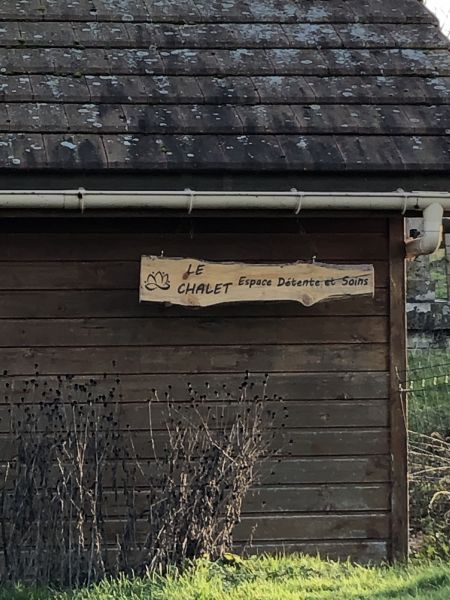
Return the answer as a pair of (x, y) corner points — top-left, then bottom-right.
(260, 456), (391, 485)
(0, 485), (391, 515)
(0, 233), (388, 261)
(0, 456), (391, 488)
(0, 428), (390, 460)
(98, 513), (390, 542)
(0, 261), (389, 291)
(0, 217), (389, 235)
(0, 400), (389, 431)
(237, 540), (389, 562)
(0, 317), (388, 346)
(101, 484), (390, 516)
(108, 456), (391, 486)
(0, 541), (390, 566)
(1, 372), (390, 398)
(245, 484), (390, 512)
(125, 399), (390, 429)
(234, 513), (390, 542)
(268, 430), (390, 458)
(0, 289), (389, 319)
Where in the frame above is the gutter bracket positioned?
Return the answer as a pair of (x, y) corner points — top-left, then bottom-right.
(185, 188), (195, 214)
(77, 187), (86, 213)
(291, 188), (303, 215)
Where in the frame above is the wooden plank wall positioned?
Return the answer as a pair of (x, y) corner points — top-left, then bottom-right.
(0, 215), (405, 563)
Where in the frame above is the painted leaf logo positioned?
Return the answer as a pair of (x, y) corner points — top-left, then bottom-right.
(145, 271), (171, 291)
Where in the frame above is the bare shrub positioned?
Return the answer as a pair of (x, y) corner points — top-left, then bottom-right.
(0, 375), (121, 586)
(0, 372), (276, 585)
(119, 373), (274, 574)
(409, 430), (450, 558)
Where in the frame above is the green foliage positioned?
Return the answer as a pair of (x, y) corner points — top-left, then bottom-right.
(408, 350), (450, 560)
(410, 476), (450, 562)
(429, 250), (448, 301)
(2, 556), (450, 600)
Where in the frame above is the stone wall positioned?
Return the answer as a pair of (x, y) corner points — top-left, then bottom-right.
(407, 220), (450, 349)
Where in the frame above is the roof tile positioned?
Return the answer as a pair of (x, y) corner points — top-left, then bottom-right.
(336, 135), (406, 170)
(234, 105), (299, 134)
(0, 22), (23, 45)
(122, 104), (244, 134)
(0, 75), (33, 102)
(394, 135), (450, 169)
(30, 75), (91, 102)
(0, 0), (449, 172)
(64, 103), (126, 134)
(278, 134), (346, 170)
(0, 133), (46, 168)
(43, 133), (107, 168)
(5, 103), (69, 132)
(196, 76), (259, 104)
(75, 22), (131, 47)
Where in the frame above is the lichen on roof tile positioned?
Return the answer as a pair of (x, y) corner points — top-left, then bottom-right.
(0, 0), (448, 171)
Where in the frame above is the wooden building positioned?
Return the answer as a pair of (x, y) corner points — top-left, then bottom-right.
(0, 0), (450, 565)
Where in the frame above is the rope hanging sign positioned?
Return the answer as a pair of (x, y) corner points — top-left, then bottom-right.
(140, 256), (375, 307)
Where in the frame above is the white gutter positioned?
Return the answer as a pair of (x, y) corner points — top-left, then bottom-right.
(1, 189), (450, 211)
(1, 188), (449, 257)
(405, 203), (444, 258)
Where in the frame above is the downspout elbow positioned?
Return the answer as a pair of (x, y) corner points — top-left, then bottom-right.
(406, 203), (444, 259)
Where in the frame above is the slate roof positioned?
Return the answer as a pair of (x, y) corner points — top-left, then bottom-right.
(0, 0), (449, 172)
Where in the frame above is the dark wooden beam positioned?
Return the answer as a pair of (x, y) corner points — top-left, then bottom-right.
(389, 217), (408, 561)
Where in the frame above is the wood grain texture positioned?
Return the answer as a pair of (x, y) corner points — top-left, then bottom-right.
(98, 513), (390, 542)
(101, 484), (391, 516)
(0, 217), (395, 560)
(260, 456), (391, 485)
(389, 217), (408, 561)
(0, 428), (390, 460)
(0, 541), (389, 566)
(0, 347), (389, 376)
(0, 456), (392, 487)
(0, 400), (389, 431)
(0, 372), (389, 397)
(0, 233), (389, 261)
(0, 317), (388, 346)
(140, 256), (375, 307)
(236, 540), (389, 562)
(10, 514), (386, 546)
(0, 216), (389, 235)
(0, 288), (389, 316)
(121, 399), (390, 429)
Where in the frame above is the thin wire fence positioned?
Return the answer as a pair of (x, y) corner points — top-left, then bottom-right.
(407, 352), (450, 550)
(407, 351), (450, 435)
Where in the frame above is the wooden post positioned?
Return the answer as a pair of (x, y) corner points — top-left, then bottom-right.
(389, 217), (408, 561)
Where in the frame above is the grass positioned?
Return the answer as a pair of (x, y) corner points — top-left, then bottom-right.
(3, 351), (450, 599)
(2, 556), (450, 600)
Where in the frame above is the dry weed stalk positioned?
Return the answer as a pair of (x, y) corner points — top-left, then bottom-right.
(409, 430), (450, 482)
(409, 430), (450, 551)
(0, 372), (277, 585)
(0, 375), (120, 586)
(119, 373), (275, 574)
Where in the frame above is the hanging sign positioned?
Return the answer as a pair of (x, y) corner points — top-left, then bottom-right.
(140, 256), (374, 307)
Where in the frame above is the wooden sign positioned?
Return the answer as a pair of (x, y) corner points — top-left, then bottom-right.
(140, 257), (374, 307)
